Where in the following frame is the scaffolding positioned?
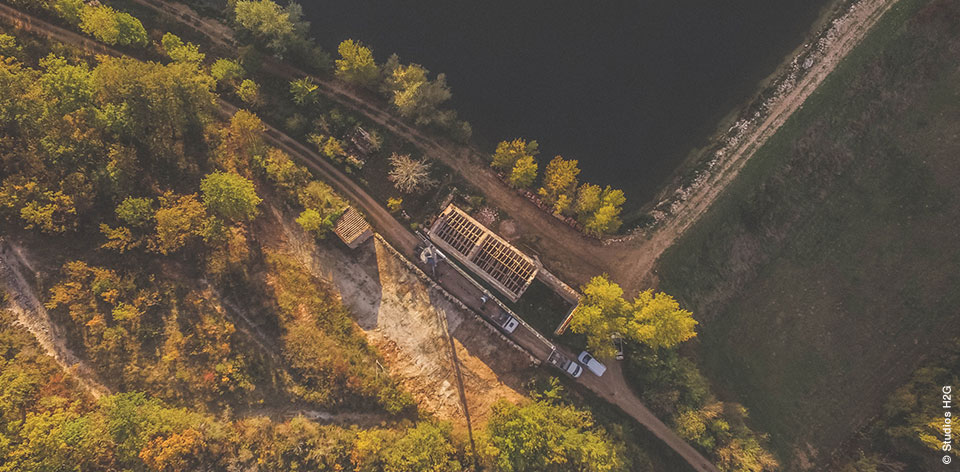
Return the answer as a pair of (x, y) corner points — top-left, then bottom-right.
(428, 204), (539, 301)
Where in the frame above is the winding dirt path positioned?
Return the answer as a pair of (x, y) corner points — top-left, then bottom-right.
(0, 240), (110, 399)
(0, 3), (899, 470)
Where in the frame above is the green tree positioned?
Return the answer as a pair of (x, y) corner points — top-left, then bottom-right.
(200, 171), (262, 222)
(237, 79), (260, 105)
(79, 5), (149, 48)
(151, 193), (210, 255)
(509, 155), (538, 188)
(385, 423), (460, 472)
(627, 290), (698, 349)
(92, 56), (217, 171)
(116, 196), (154, 228)
(354, 423), (462, 472)
(335, 39), (378, 88)
(582, 186), (625, 235)
(296, 208), (335, 239)
(570, 275), (698, 357)
(383, 62), (453, 126)
(232, 0), (307, 56)
(211, 58), (245, 86)
(0, 34), (22, 57)
(53, 0), (84, 25)
(161, 33), (205, 65)
(538, 156), (579, 214)
(297, 180), (346, 215)
(38, 54), (94, 114)
(481, 399), (625, 472)
(254, 147), (310, 203)
(492, 138), (538, 172)
(212, 109), (267, 175)
(289, 77), (319, 105)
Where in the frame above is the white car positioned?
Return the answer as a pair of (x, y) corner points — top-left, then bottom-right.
(547, 350), (583, 378)
(491, 309), (519, 334)
(578, 351), (607, 377)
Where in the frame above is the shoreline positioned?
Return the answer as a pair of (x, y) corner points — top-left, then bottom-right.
(625, 0), (849, 222)
(615, 0), (896, 241)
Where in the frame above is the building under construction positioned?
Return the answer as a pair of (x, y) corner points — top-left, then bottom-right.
(427, 204), (540, 301)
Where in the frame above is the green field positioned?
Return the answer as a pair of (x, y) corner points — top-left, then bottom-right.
(654, 0), (960, 467)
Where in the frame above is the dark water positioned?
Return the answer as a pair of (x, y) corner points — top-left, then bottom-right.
(302, 1), (831, 208)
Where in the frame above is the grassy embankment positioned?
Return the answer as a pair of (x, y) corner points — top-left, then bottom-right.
(654, 0), (960, 466)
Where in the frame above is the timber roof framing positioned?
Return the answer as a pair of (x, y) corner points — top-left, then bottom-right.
(428, 204), (539, 301)
(334, 207), (373, 249)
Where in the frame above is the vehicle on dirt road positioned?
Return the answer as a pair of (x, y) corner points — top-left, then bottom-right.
(612, 333), (625, 361)
(490, 308), (519, 334)
(547, 349), (583, 378)
(578, 351), (607, 377)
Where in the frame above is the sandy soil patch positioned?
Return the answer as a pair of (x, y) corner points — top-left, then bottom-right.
(265, 207), (532, 426)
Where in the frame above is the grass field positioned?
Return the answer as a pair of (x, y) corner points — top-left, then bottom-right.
(653, 0), (960, 467)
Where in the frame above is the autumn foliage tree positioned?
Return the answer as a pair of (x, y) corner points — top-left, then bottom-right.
(492, 138), (538, 172)
(575, 184), (626, 235)
(79, 4), (149, 48)
(491, 139), (540, 188)
(381, 57), (454, 127)
(200, 171), (262, 222)
(538, 156), (581, 215)
(481, 398), (625, 472)
(335, 39), (378, 88)
(161, 33), (205, 65)
(569, 275), (697, 358)
(510, 155), (538, 188)
(231, 0), (309, 57)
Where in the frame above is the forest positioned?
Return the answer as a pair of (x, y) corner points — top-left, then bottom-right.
(0, 1), (643, 470)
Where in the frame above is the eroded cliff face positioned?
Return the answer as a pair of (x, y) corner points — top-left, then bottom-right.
(262, 205), (533, 426)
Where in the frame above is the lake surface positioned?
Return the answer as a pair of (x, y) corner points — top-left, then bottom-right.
(302, 0), (832, 209)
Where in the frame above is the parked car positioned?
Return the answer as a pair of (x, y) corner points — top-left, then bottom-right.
(578, 351), (607, 377)
(547, 350), (583, 378)
(491, 309), (519, 333)
(611, 333), (625, 361)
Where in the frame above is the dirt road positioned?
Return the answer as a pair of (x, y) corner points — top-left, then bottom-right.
(0, 9), (719, 468)
(126, 0), (900, 294)
(0, 4), (895, 471)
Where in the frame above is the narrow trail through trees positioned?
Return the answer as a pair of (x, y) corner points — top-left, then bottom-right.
(0, 240), (110, 399)
(0, 3), (901, 470)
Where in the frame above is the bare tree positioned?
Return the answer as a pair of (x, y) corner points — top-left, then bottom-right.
(388, 153), (436, 193)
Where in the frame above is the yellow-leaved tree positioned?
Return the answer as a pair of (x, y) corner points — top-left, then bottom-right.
(569, 275), (697, 358)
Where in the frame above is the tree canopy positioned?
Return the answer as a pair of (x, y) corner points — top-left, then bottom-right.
(481, 399), (625, 472)
(79, 4), (149, 48)
(382, 58), (454, 127)
(539, 156), (580, 214)
(492, 138), (539, 172)
(576, 184), (625, 235)
(200, 171), (262, 222)
(335, 39), (378, 88)
(509, 155), (538, 188)
(161, 33), (205, 65)
(232, 0), (308, 57)
(570, 275), (698, 358)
